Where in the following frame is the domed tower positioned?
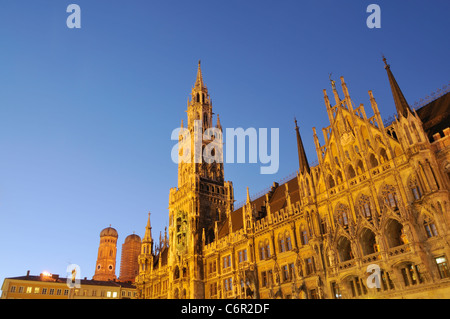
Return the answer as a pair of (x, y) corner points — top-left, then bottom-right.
(119, 233), (141, 283)
(93, 225), (118, 281)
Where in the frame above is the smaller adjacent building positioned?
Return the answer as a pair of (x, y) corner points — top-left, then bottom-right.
(1, 270), (137, 299)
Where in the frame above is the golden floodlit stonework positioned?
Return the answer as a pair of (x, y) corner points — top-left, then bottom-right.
(134, 59), (450, 299)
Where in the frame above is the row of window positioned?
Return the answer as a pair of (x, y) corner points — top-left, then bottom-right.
(261, 258), (315, 288)
(207, 249), (248, 275)
(8, 285), (135, 298)
(10, 286), (69, 296)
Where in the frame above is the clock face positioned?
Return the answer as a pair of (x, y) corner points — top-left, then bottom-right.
(97, 264), (101, 270)
(108, 265), (113, 271)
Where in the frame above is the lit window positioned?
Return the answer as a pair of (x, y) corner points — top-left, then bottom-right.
(34, 287), (40, 294)
(107, 291), (112, 298)
(26, 287), (32, 294)
(112, 292), (117, 298)
(436, 257), (450, 279)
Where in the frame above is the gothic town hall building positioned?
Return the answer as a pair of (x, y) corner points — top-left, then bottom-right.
(135, 59), (450, 299)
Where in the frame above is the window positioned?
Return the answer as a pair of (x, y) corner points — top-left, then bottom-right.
(261, 271), (267, 287)
(331, 282), (342, 299)
(210, 283), (218, 297)
(436, 257), (450, 279)
(223, 255), (231, 269)
(320, 218), (327, 235)
(382, 185), (399, 209)
(408, 176), (422, 201)
(238, 249), (247, 263)
(358, 195), (372, 219)
(282, 265), (289, 282)
(424, 219), (438, 238)
(336, 203), (350, 228)
(300, 230), (308, 245)
(260, 240), (270, 260)
(400, 264), (423, 286)
(113, 292), (117, 298)
(18, 287), (24, 293)
(26, 287), (32, 294)
(305, 257), (315, 275)
(34, 287), (40, 294)
(56, 289), (62, 295)
(279, 237), (285, 253)
(265, 241), (271, 258)
(224, 278), (233, 292)
(10, 286), (16, 293)
(286, 234), (292, 251)
(209, 260), (217, 273)
(259, 244), (265, 260)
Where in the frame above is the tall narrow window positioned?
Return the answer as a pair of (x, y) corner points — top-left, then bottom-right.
(424, 219), (438, 238)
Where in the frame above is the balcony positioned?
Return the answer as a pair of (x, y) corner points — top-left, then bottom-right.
(388, 244), (411, 257)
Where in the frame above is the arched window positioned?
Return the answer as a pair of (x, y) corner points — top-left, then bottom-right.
(278, 234), (286, 253)
(408, 176), (422, 201)
(423, 218), (438, 238)
(285, 231), (292, 251)
(369, 153), (379, 168)
(381, 185), (399, 209)
(265, 239), (271, 259)
(336, 171), (343, 185)
(337, 237), (353, 262)
(379, 148), (388, 163)
(385, 219), (404, 248)
(360, 228), (377, 256)
(300, 226), (308, 245)
(348, 165), (356, 179)
(336, 203), (351, 228)
(358, 194), (373, 219)
(328, 175), (335, 188)
(356, 160), (365, 175)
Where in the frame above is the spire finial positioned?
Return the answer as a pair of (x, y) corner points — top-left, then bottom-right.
(383, 57), (412, 118)
(195, 59), (204, 89)
(246, 187), (251, 203)
(382, 54), (388, 68)
(295, 120), (310, 175)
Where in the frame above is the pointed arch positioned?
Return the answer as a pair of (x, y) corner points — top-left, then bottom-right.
(347, 164), (356, 179)
(369, 153), (379, 168)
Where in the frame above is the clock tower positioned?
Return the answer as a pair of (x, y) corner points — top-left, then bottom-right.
(168, 61), (235, 298)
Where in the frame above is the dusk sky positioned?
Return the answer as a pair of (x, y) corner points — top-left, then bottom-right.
(0, 0), (449, 287)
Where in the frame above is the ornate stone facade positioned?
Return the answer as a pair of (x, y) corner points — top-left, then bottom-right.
(134, 59), (450, 299)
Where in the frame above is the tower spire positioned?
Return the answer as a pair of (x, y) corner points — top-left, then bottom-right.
(295, 118), (310, 175)
(383, 56), (412, 118)
(143, 212), (152, 243)
(195, 59), (204, 89)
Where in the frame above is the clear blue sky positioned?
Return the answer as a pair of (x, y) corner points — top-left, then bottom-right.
(0, 0), (448, 286)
